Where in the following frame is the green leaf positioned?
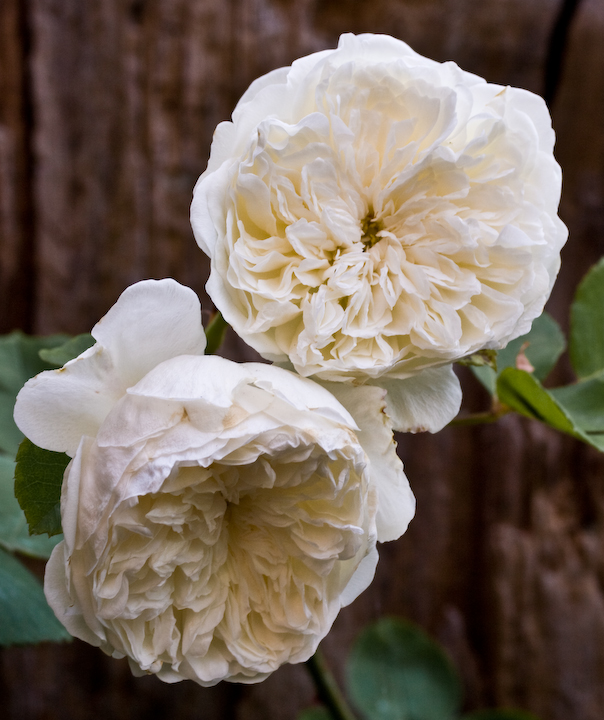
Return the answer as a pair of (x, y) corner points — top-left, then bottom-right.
(472, 313), (566, 396)
(497, 369), (577, 436)
(471, 364), (499, 397)
(462, 710), (541, 720)
(204, 311), (228, 355)
(38, 333), (94, 366)
(0, 387), (27, 459)
(0, 331), (69, 456)
(346, 617), (462, 720)
(297, 709), (331, 720)
(496, 369), (604, 452)
(570, 257), (604, 380)
(14, 438), (68, 537)
(0, 454), (61, 558)
(0, 546), (70, 646)
(0, 331), (69, 394)
(549, 378), (604, 452)
(499, 313), (566, 382)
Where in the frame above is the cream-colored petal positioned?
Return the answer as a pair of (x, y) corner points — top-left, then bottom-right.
(14, 280), (206, 456)
(373, 365), (462, 433)
(320, 382), (415, 542)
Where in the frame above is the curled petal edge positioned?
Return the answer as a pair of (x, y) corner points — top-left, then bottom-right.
(319, 382), (415, 543)
(14, 279), (207, 456)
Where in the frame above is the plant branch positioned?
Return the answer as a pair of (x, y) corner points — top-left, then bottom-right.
(448, 404), (512, 427)
(305, 649), (357, 720)
(204, 311), (228, 355)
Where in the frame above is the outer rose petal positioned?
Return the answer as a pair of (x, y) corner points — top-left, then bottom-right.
(340, 544), (379, 607)
(14, 279), (206, 456)
(44, 541), (105, 649)
(319, 382), (415, 542)
(373, 365), (462, 433)
(91, 279), (207, 389)
(128, 355), (357, 429)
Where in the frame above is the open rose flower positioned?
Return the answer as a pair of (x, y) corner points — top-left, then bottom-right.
(14, 280), (413, 685)
(191, 33), (567, 430)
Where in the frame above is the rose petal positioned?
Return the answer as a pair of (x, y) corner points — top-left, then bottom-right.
(340, 544), (379, 607)
(373, 365), (462, 433)
(14, 279), (206, 456)
(91, 279), (207, 390)
(319, 382), (415, 542)
(128, 355), (357, 429)
(44, 542), (102, 647)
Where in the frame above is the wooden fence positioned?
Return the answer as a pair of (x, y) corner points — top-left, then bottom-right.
(1, 1), (604, 718)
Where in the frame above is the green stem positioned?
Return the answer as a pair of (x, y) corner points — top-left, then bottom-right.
(448, 405), (512, 427)
(305, 649), (357, 720)
(204, 311), (228, 355)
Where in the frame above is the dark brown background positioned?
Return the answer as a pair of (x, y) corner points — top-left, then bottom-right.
(2, 1), (604, 718)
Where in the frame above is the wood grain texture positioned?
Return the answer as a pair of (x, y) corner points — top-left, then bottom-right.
(2, 1), (604, 718)
(0, 0), (34, 332)
(551, 0), (604, 320)
(27, 0), (326, 336)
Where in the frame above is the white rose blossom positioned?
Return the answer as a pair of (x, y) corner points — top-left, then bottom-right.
(14, 279), (414, 686)
(191, 33), (567, 432)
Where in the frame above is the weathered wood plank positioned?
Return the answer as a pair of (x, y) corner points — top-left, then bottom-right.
(551, 0), (604, 313)
(0, 0), (34, 333)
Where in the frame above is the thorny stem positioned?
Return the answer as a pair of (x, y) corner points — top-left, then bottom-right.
(305, 649), (357, 720)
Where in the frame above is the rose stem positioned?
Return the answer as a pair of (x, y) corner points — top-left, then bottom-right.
(204, 311), (229, 355)
(448, 402), (512, 427)
(304, 649), (357, 720)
